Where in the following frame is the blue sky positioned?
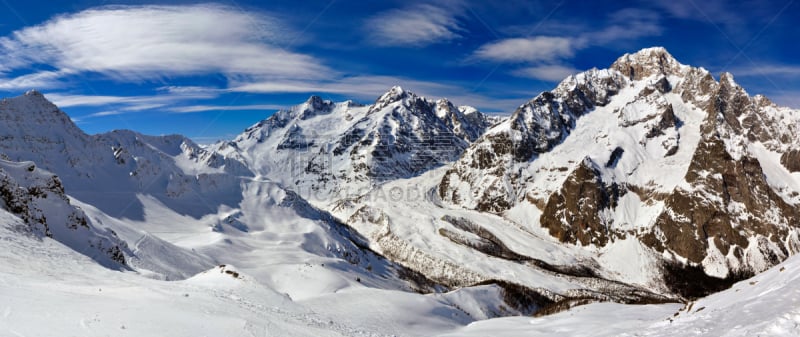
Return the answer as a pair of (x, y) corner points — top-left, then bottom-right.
(0, 0), (797, 143)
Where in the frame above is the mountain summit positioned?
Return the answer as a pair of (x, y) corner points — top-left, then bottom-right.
(611, 46), (685, 80)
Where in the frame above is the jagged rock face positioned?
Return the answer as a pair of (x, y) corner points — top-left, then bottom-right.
(643, 135), (797, 267)
(782, 149), (800, 172)
(636, 79), (800, 274)
(361, 91), (472, 181)
(435, 100), (489, 142)
(515, 69), (627, 159)
(540, 158), (621, 246)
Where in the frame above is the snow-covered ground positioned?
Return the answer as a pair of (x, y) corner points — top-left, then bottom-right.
(2, 210), (797, 337)
(0, 212), (474, 337)
(444, 253), (800, 336)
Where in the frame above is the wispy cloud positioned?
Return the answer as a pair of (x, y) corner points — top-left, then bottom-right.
(513, 64), (581, 81)
(86, 110), (125, 118)
(227, 75), (453, 98)
(472, 8), (662, 82)
(586, 8), (662, 44)
(44, 90), (220, 116)
(472, 36), (578, 63)
(764, 92), (800, 109)
(0, 70), (74, 90)
(45, 92), (212, 108)
(728, 64), (800, 77)
(169, 104), (286, 114)
(365, 4), (464, 47)
(0, 4), (329, 88)
(649, 0), (741, 31)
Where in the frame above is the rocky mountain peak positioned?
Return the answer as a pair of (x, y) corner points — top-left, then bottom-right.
(717, 72), (746, 95)
(369, 85), (425, 115)
(299, 95), (334, 120)
(24, 89), (44, 97)
(305, 94), (326, 108)
(611, 46), (684, 80)
(377, 85), (409, 103)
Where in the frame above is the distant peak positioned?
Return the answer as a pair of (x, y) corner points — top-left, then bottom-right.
(303, 95), (331, 112)
(306, 95), (324, 104)
(634, 46), (671, 56)
(436, 98), (453, 108)
(611, 47), (683, 80)
(24, 89), (43, 97)
(719, 72), (737, 88)
(376, 85), (413, 105)
(389, 85), (404, 95)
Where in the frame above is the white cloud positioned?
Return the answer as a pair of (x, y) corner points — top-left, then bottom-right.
(0, 70), (74, 90)
(473, 36), (578, 63)
(45, 92), (209, 108)
(169, 104), (286, 114)
(43, 89), (219, 116)
(87, 110), (125, 118)
(365, 4), (463, 47)
(157, 86), (229, 95)
(728, 65), (800, 77)
(471, 8), (662, 82)
(587, 8), (662, 44)
(513, 65), (581, 81)
(650, 0), (740, 28)
(0, 4), (329, 87)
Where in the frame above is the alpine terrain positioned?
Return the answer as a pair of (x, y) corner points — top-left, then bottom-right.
(0, 47), (798, 336)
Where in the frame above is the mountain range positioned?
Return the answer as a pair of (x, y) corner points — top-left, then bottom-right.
(0, 47), (798, 336)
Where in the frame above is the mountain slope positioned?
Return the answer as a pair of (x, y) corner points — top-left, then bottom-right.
(0, 158), (128, 268)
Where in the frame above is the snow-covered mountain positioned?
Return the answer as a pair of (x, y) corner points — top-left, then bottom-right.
(212, 87), (492, 206)
(0, 90), (249, 221)
(436, 47), (800, 296)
